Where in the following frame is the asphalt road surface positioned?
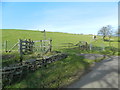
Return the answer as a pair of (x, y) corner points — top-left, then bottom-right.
(68, 55), (119, 88)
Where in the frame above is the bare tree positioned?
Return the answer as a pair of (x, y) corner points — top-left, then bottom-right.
(98, 25), (113, 41)
(107, 25), (113, 40)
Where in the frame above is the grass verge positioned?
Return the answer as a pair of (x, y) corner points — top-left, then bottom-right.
(4, 48), (105, 88)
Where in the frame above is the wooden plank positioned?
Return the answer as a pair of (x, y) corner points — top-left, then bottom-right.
(8, 42), (18, 52)
(21, 40), (29, 43)
(42, 40), (50, 42)
(34, 46), (50, 48)
(21, 45), (33, 47)
(33, 40), (42, 42)
(21, 48), (33, 50)
(34, 40), (50, 42)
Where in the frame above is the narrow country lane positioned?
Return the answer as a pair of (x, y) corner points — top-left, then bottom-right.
(67, 56), (119, 88)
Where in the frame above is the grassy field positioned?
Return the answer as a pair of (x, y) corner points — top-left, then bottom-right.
(1, 29), (119, 88)
(1, 29), (118, 51)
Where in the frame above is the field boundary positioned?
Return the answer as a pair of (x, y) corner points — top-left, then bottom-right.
(2, 53), (67, 87)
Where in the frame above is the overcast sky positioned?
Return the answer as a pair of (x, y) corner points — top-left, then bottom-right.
(1, 2), (118, 34)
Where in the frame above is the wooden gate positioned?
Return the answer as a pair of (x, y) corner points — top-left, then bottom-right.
(18, 39), (52, 61)
(76, 41), (89, 50)
(33, 39), (52, 54)
(19, 39), (34, 55)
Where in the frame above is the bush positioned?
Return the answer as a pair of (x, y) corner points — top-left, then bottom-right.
(105, 46), (118, 55)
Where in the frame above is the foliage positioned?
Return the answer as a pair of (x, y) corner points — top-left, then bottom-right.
(2, 51), (20, 67)
(97, 25), (113, 40)
(5, 48), (93, 88)
(1, 29), (119, 88)
(105, 46), (118, 55)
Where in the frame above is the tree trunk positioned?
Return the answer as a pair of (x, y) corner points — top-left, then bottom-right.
(103, 36), (105, 41)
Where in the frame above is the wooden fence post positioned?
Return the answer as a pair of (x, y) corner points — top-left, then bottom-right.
(5, 40), (8, 52)
(49, 39), (52, 52)
(90, 44), (92, 51)
(25, 39), (28, 54)
(18, 39), (23, 63)
(40, 40), (43, 52)
(28, 39), (31, 53)
(43, 40), (45, 52)
(30, 39), (32, 52)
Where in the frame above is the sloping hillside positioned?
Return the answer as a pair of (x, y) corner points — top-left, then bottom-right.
(1, 29), (118, 51)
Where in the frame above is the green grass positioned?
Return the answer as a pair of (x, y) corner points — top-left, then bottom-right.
(5, 48), (95, 88)
(2, 51), (20, 66)
(1, 29), (119, 88)
(4, 48), (107, 88)
(1, 29), (118, 51)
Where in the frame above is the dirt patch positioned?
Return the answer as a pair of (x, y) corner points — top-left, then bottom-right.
(76, 53), (105, 60)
